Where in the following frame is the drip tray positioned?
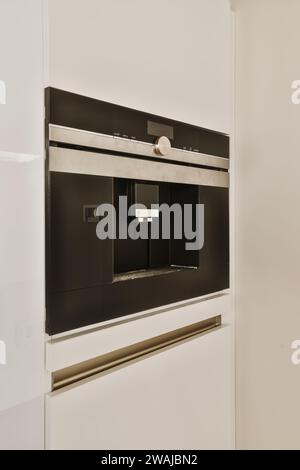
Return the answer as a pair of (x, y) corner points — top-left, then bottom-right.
(114, 266), (197, 283)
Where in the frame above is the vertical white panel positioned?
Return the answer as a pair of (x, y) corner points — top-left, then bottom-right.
(234, 0), (300, 449)
(0, 0), (45, 449)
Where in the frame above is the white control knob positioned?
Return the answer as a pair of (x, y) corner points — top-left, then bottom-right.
(154, 136), (172, 156)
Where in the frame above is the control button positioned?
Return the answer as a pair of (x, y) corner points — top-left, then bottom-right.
(83, 205), (100, 223)
(154, 136), (172, 156)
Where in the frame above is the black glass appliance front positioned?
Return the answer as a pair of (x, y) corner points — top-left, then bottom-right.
(46, 88), (229, 335)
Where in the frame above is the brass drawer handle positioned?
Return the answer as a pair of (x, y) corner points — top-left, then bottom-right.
(52, 315), (222, 391)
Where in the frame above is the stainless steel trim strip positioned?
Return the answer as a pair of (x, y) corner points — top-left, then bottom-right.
(49, 124), (229, 170)
(52, 315), (222, 391)
(49, 146), (229, 188)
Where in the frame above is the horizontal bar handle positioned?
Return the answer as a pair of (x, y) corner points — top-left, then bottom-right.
(49, 146), (229, 188)
(49, 124), (229, 171)
(52, 315), (222, 391)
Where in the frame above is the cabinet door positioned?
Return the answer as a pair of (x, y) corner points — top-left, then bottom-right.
(46, 326), (234, 450)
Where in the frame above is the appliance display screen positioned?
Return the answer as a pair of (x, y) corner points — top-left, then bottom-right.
(147, 120), (174, 140)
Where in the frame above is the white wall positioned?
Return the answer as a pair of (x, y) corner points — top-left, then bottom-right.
(0, 0), (45, 449)
(234, 0), (300, 449)
(48, 0), (232, 133)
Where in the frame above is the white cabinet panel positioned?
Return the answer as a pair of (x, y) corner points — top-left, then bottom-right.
(48, 0), (232, 133)
(0, 0), (45, 450)
(234, 0), (300, 449)
(46, 326), (234, 450)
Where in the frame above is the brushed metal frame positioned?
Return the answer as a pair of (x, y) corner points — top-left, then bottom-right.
(52, 315), (222, 391)
(49, 124), (229, 170)
(49, 146), (229, 188)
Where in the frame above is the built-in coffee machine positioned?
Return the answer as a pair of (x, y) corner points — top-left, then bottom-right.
(45, 88), (229, 335)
